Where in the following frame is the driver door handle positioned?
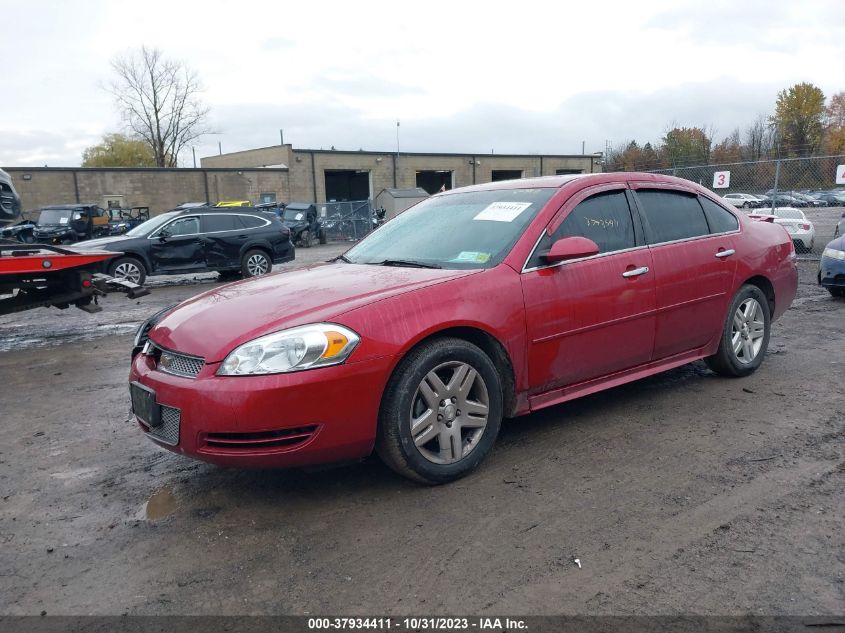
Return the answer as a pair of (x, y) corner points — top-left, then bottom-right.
(715, 249), (735, 258)
(622, 266), (649, 278)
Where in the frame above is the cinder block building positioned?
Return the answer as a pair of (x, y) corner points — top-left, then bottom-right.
(202, 144), (602, 203)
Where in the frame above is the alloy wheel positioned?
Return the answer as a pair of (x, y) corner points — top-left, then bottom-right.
(731, 298), (765, 364)
(247, 253), (270, 276)
(113, 262), (142, 283)
(409, 361), (489, 465)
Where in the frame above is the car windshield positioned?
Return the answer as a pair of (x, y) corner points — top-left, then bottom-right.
(38, 208), (75, 225)
(125, 211), (179, 237)
(283, 207), (309, 221)
(774, 209), (803, 220)
(345, 188), (557, 269)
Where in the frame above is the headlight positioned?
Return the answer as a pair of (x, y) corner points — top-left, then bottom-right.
(822, 247), (845, 260)
(218, 323), (360, 376)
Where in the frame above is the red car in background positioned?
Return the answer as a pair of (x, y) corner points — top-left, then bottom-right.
(129, 173), (798, 484)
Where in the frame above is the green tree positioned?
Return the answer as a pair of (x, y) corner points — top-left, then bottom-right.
(823, 92), (845, 155)
(662, 126), (711, 167)
(771, 82), (825, 157)
(81, 133), (157, 167)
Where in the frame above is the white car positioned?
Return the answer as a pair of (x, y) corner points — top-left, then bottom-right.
(722, 193), (764, 208)
(771, 207), (815, 251)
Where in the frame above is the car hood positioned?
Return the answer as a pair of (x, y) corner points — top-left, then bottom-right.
(35, 224), (73, 232)
(151, 263), (480, 362)
(71, 235), (137, 249)
(825, 235), (845, 252)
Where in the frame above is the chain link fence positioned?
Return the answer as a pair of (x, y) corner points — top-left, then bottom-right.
(645, 154), (845, 208)
(317, 200), (377, 242)
(638, 155), (845, 259)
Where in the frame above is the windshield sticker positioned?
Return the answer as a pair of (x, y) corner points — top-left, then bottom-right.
(295, 213), (303, 220)
(473, 201), (532, 222)
(59, 217), (68, 224)
(451, 251), (491, 263)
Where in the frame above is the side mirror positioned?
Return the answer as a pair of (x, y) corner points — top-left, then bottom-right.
(542, 236), (600, 263)
(158, 229), (171, 241)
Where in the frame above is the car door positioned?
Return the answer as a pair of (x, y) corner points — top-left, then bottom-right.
(200, 213), (245, 269)
(521, 184), (657, 395)
(631, 185), (739, 360)
(149, 216), (204, 271)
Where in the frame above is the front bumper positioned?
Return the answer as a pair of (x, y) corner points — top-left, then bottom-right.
(129, 349), (394, 468)
(819, 255), (845, 289)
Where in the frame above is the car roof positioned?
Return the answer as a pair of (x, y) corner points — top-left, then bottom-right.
(439, 172), (719, 196)
(174, 207), (273, 217)
(41, 203), (99, 209)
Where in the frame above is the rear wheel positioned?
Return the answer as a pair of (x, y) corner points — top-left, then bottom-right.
(376, 338), (502, 484)
(705, 284), (771, 377)
(828, 288), (845, 298)
(318, 227), (327, 244)
(241, 249), (271, 278)
(108, 256), (146, 285)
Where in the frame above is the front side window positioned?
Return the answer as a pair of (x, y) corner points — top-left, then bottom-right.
(163, 217), (199, 236)
(525, 190), (636, 268)
(636, 189), (710, 244)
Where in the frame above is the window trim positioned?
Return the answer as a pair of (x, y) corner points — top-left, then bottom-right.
(630, 187), (738, 247)
(522, 183), (643, 273)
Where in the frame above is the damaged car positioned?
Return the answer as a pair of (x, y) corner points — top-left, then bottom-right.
(130, 173), (798, 484)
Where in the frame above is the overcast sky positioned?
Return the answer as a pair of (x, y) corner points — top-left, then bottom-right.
(2, 0), (843, 166)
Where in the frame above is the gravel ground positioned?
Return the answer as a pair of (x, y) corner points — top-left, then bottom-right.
(0, 236), (842, 617)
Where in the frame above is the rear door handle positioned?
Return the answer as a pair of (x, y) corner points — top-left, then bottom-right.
(622, 266), (649, 278)
(715, 249), (736, 258)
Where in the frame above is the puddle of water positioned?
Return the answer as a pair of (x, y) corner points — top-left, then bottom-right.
(137, 487), (178, 520)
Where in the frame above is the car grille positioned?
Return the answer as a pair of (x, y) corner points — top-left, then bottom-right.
(145, 405), (180, 446)
(201, 425), (319, 452)
(153, 345), (205, 378)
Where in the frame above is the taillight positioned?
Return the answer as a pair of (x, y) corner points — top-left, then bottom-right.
(801, 223), (810, 230)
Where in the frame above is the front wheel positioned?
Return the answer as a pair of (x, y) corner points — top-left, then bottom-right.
(300, 230), (312, 248)
(241, 249), (271, 278)
(705, 284), (771, 377)
(108, 256), (146, 285)
(376, 338), (503, 484)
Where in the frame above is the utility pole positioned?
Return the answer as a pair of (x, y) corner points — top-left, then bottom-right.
(218, 141), (222, 156)
(192, 147), (196, 168)
(280, 129), (284, 146)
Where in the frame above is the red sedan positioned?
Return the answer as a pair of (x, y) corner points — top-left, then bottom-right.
(130, 173), (798, 484)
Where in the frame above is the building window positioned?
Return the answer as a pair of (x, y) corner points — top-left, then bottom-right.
(415, 170), (453, 194)
(491, 170), (522, 182)
(259, 192), (277, 204)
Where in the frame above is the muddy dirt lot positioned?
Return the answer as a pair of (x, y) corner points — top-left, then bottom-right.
(0, 230), (843, 616)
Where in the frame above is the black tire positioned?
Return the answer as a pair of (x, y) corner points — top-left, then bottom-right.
(375, 337), (503, 485)
(705, 284), (771, 377)
(301, 229), (312, 248)
(108, 256), (146, 285)
(217, 270), (242, 281)
(828, 287), (845, 298)
(318, 228), (327, 244)
(241, 249), (271, 278)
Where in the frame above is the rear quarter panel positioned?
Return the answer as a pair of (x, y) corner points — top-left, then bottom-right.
(734, 215), (797, 321)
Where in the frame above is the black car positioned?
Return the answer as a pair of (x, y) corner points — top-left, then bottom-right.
(281, 202), (325, 247)
(0, 168), (21, 228)
(74, 207), (294, 285)
(33, 204), (111, 244)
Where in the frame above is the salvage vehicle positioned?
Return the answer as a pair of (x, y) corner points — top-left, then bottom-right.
(0, 168), (22, 228)
(819, 235), (845, 297)
(32, 204), (111, 244)
(0, 219), (36, 243)
(771, 207), (815, 252)
(75, 207), (294, 285)
(129, 173), (798, 484)
(215, 201), (251, 208)
(281, 202), (326, 247)
(107, 206), (150, 235)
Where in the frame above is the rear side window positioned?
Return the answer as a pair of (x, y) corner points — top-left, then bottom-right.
(554, 190), (636, 253)
(636, 189), (709, 244)
(236, 215), (267, 229)
(699, 197), (739, 233)
(202, 214), (238, 232)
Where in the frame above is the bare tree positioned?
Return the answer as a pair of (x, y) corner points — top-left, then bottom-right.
(107, 46), (211, 167)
